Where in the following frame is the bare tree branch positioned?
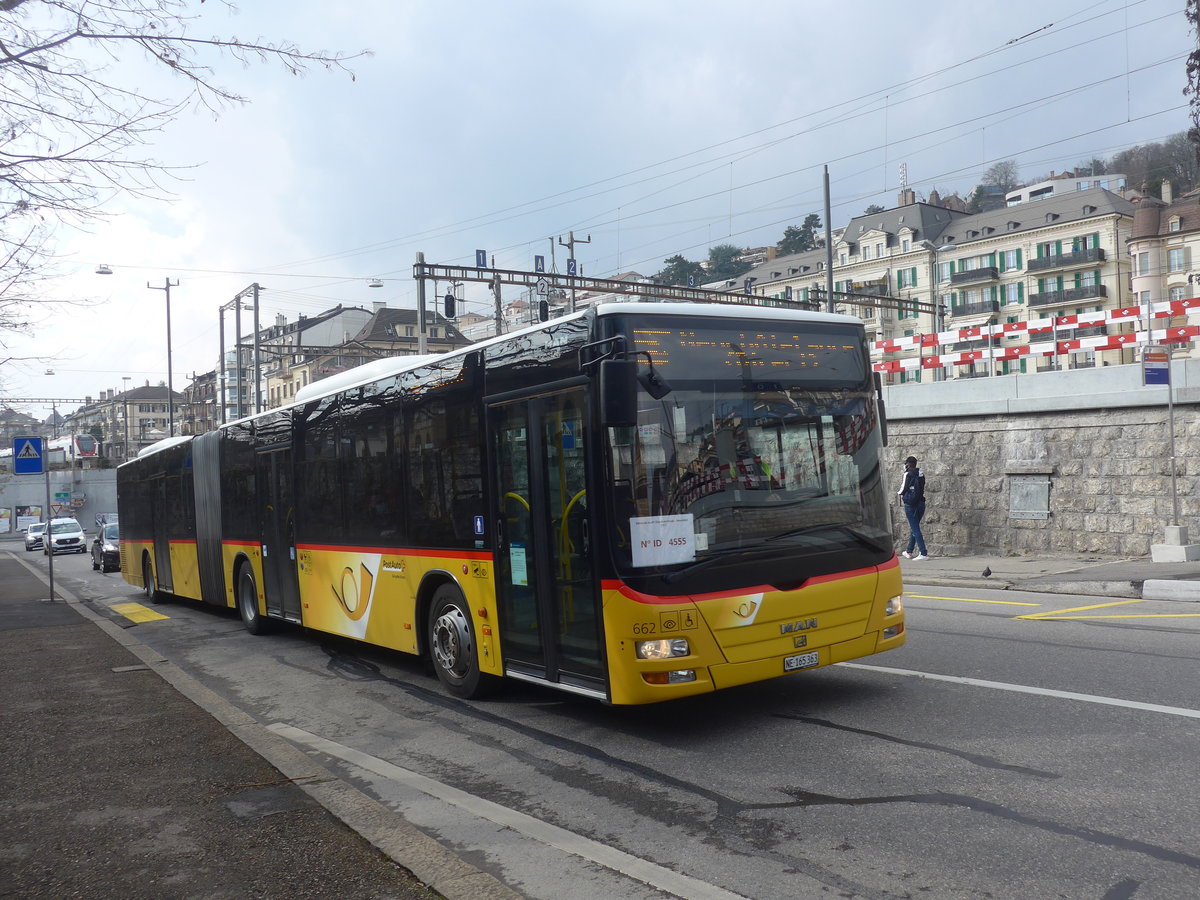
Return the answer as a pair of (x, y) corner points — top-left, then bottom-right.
(0, 0), (369, 331)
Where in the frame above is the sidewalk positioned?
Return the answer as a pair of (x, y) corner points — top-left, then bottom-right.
(0, 552), (519, 900)
(3, 550), (1196, 900)
(897, 551), (1200, 600)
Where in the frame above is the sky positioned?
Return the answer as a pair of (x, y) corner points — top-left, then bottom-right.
(2, 0), (1192, 421)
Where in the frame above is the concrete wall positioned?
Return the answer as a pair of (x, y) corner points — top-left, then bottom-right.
(881, 359), (1199, 556)
(0, 468), (118, 537)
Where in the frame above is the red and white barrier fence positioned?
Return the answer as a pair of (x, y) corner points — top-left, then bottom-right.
(871, 298), (1200, 373)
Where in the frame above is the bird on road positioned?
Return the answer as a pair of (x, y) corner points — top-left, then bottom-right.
(982, 566), (992, 578)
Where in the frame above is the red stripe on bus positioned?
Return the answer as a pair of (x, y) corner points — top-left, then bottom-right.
(296, 543), (493, 560)
(222, 540), (259, 548)
(602, 561), (887, 605)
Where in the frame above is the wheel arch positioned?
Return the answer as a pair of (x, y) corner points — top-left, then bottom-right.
(414, 570), (463, 660)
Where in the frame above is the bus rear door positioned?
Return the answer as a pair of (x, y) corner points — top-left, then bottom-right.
(490, 388), (605, 696)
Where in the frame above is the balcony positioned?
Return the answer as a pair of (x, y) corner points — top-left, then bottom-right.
(1027, 284), (1108, 308)
(947, 299), (1000, 318)
(1027, 247), (1106, 273)
(951, 337), (1002, 351)
(949, 266), (999, 285)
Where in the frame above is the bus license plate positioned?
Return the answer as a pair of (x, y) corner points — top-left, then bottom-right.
(783, 651), (819, 672)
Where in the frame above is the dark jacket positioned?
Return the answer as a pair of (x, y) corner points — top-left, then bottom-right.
(899, 467), (925, 506)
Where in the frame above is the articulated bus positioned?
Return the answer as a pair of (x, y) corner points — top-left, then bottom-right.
(118, 302), (905, 704)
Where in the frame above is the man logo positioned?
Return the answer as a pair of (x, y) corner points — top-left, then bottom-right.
(780, 618), (818, 634)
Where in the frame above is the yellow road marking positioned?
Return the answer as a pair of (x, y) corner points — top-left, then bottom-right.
(111, 602), (168, 623)
(1018, 599), (1143, 620)
(905, 593), (1041, 607)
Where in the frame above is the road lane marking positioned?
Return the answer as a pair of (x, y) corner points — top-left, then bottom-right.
(1021, 614), (1200, 620)
(268, 723), (754, 900)
(905, 593), (1041, 607)
(838, 663), (1200, 720)
(1018, 599), (1143, 619)
(110, 602), (168, 623)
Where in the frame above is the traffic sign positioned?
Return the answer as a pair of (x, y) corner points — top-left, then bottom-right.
(534, 255), (545, 273)
(1143, 350), (1170, 386)
(535, 277), (550, 296)
(566, 258), (577, 276)
(13, 436), (43, 475)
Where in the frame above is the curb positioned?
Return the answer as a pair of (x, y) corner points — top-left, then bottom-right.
(1142, 579), (1200, 602)
(7, 554), (522, 900)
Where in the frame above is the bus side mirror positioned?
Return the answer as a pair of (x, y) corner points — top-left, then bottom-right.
(599, 359), (638, 426)
(874, 372), (888, 447)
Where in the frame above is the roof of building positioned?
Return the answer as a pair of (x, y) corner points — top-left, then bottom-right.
(838, 202), (968, 250)
(936, 186), (1134, 248)
(349, 307), (466, 344)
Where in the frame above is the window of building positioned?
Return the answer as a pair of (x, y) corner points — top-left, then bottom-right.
(1168, 217), (1181, 233)
(429, 327), (439, 338)
(875, 242), (884, 258)
(405, 326), (415, 337)
(1002, 249), (1021, 270)
(1136, 251), (1150, 276)
(1002, 283), (1022, 305)
(938, 262), (952, 283)
(897, 267), (917, 288)
(1170, 285), (1187, 302)
(902, 239), (910, 252)
(861, 245), (871, 260)
(1168, 248), (1185, 272)
(839, 253), (847, 266)
(1080, 270), (1098, 287)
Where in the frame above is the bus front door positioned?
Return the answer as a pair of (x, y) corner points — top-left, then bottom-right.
(259, 447), (302, 622)
(491, 389), (605, 694)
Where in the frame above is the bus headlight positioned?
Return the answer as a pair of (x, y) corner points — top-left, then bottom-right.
(636, 638), (690, 660)
(886, 595), (903, 616)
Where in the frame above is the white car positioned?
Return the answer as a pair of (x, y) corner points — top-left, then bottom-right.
(44, 517), (87, 555)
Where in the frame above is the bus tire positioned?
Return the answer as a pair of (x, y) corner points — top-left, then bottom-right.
(142, 557), (165, 604)
(236, 563), (272, 635)
(428, 584), (496, 699)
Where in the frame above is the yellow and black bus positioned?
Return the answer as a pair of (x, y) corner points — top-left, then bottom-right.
(118, 301), (904, 704)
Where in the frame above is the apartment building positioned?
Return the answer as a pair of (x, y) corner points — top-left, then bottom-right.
(63, 383), (184, 461)
(741, 186), (1142, 381)
(1128, 183), (1200, 315)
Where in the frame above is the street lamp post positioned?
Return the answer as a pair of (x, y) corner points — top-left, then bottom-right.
(95, 266), (178, 436)
(146, 278), (179, 435)
(121, 376), (131, 461)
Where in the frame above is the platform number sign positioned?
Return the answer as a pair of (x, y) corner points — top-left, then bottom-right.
(13, 436), (44, 475)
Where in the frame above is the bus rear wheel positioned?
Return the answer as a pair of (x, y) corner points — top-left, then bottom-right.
(428, 585), (496, 699)
(142, 557), (164, 604)
(237, 564), (271, 635)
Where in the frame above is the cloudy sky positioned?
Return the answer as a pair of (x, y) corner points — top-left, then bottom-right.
(2, 0), (1191, 420)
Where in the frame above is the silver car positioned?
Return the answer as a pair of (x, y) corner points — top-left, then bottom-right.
(24, 522), (46, 551)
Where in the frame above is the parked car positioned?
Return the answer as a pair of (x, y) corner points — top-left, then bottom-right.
(44, 517), (86, 555)
(91, 522), (121, 573)
(24, 522), (46, 552)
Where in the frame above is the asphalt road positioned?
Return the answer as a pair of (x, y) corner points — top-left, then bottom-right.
(45, 550), (1200, 900)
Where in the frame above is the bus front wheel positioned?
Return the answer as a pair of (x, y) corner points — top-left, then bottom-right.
(428, 585), (496, 699)
(237, 564), (271, 635)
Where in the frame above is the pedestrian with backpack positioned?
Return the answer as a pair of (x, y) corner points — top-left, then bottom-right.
(897, 455), (928, 560)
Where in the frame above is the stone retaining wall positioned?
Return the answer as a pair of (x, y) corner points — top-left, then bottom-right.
(882, 398), (1198, 557)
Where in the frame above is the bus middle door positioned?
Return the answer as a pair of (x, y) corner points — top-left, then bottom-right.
(151, 474), (173, 592)
(258, 446), (302, 622)
(490, 388), (604, 694)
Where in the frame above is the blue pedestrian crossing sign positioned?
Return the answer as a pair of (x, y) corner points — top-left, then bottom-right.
(13, 436), (44, 475)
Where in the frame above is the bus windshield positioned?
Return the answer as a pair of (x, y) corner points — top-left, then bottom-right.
(605, 317), (890, 584)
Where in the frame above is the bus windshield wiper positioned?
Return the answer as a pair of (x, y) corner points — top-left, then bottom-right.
(660, 547), (749, 585)
(765, 523), (888, 551)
